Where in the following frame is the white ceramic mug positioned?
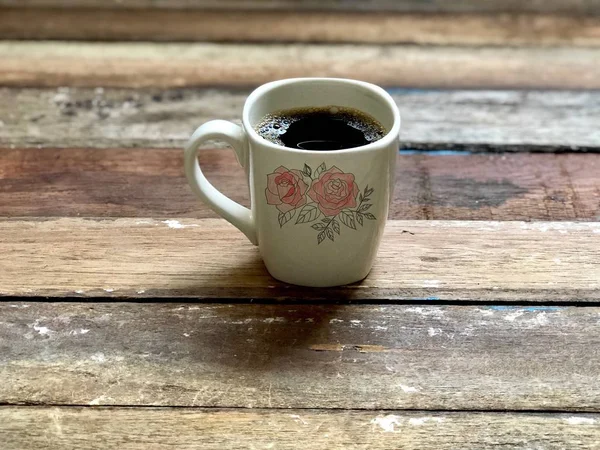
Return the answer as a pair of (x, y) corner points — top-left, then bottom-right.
(184, 78), (400, 287)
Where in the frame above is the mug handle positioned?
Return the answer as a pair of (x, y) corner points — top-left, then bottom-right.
(184, 120), (257, 245)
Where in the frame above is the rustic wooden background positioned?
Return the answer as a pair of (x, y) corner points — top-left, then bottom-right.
(1, 1), (600, 448)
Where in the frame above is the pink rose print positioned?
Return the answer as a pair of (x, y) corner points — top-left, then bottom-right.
(265, 166), (308, 213)
(307, 166), (359, 216)
(265, 162), (376, 244)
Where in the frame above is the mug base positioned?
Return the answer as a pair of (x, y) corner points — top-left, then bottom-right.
(266, 266), (372, 288)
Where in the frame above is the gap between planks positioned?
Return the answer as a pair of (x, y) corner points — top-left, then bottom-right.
(0, 218), (598, 301)
(2, 8), (600, 46)
(2, 41), (600, 89)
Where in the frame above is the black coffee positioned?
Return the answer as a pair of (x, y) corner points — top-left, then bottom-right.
(255, 106), (386, 151)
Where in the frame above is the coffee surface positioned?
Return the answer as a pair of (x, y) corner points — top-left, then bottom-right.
(255, 106), (386, 151)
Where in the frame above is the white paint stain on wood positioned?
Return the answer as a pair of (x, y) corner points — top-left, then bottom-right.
(504, 310), (524, 321)
(103, 288), (114, 293)
(52, 90), (70, 104)
(263, 317), (285, 323)
(371, 414), (402, 432)
(533, 312), (548, 326)
(97, 313), (112, 322)
(408, 417), (445, 426)
(399, 384), (420, 393)
(406, 307), (444, 317)
(68, 329), (90, 336)
(372, 414), (443, 432)
(267, 382), (273, 408)
(428, 327), (442, 336)
(289, 414), (308, 425)
(50, 408), (63, 437)
(564, 417), (597, 425)
(91, 352), (106, 363)
(460, 326), (475, 336)
(229, 318), (253, 325)
(519, 222), (600, 233)
(89, 394), (113, 406)
(32, 320), (52, 335)
(162, 220), (198, 229)
(422, 279), (440, 288)
(499, 310), (552, 327)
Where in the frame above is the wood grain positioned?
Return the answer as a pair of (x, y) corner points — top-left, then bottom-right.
(2, 87), (600, 150)
(3, 407), (600, 449)
(2, 302), (600, 410)
(2, 42), (600, 89)
(2, 0), (599, 14)
(1, 149), (598, 221)
(0, 219), (598, 301)
(3, 8), (600, 46)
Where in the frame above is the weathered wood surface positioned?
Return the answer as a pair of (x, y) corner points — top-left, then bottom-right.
(3, 408), (600, 450)
(2, 303), (600, 409)
(3, 8), (600, 46)
(0, 219), (598, 300)
(2, 0), (599, 14)
(1, 149), (598, 221)
(2, 42), (600, 89)
(3, 87), (600, 151)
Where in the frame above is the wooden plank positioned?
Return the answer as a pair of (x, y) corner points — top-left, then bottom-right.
(2, 8), (600, 46)
(2, 0), (599, 14)
(2, 303), (600, 409)
(0, 219), (598, 301)
(1, 149), (598, 221)
(3, 408), (600, 450)
(2, 87), (600, 150)
(2, 42), (600, 89)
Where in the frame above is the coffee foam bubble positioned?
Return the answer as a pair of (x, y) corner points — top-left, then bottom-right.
(256, 113), (301, 146)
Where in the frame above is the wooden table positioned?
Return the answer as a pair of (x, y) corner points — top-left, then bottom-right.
(1, 1), (600, 448)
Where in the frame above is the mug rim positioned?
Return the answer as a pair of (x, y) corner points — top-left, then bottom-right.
(242, 77), (401, 154)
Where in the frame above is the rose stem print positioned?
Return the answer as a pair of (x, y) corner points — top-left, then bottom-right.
(265, 163), (376, 244)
